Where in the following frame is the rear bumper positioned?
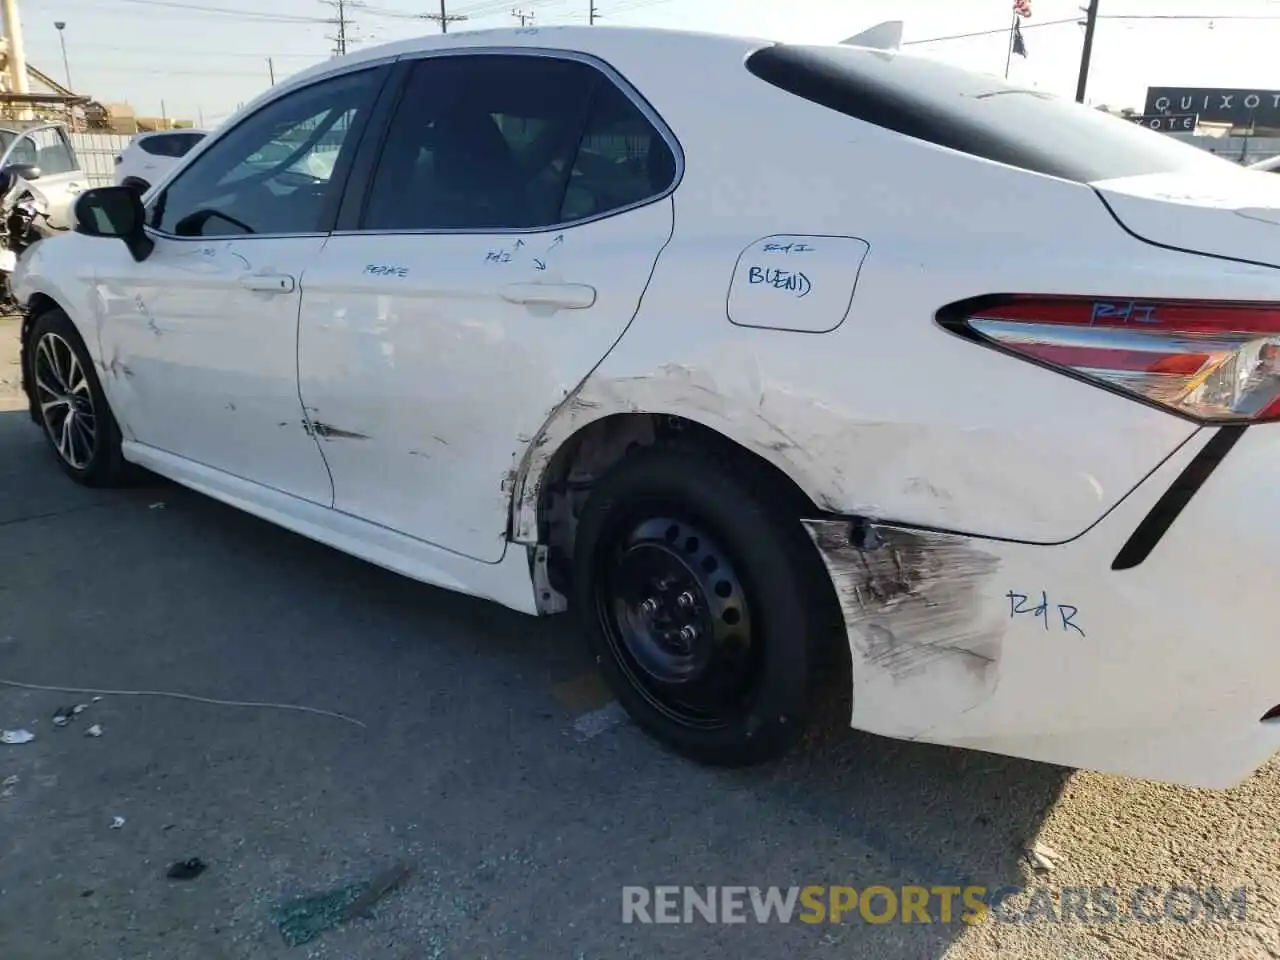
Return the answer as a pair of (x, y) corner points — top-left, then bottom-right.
(806, 425), (1280, 789)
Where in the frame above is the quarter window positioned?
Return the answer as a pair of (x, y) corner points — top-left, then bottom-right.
(362, 54), (675, 232)
(151, 67), (382, 238)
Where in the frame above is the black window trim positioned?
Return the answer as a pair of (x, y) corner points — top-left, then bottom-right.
(333, 45), (685, 238)
(143, 57), (399, 243)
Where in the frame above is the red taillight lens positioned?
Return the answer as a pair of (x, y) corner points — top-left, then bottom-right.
(957, 296), (1280, 423)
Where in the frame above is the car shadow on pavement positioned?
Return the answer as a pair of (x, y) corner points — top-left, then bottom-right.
(0, 407), (1069, 960)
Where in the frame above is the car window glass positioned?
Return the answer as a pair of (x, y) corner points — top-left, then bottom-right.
(152, 68), (381, 238)
(560, 80), (676, 222)
(140, 135), (186, 158)
(173, 133), (205, 157)
(746, 45), (1231, 184)
(362, 55), (603, 231)
(26, 128), (76, 174)
(6, 134), (36, 167)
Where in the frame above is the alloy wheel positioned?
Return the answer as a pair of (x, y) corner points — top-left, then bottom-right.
(33, 332), (97, 470)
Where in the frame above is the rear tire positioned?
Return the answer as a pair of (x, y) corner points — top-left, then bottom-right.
(572, 443), (836, 766)
(27, 307), (130, 486)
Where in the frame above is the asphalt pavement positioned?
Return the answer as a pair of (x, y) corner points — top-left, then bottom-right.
(2, 313), (1278, 960)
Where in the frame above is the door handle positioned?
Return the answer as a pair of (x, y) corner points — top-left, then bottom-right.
(240, 273), (297, 294)
(499, 282), (596, 310)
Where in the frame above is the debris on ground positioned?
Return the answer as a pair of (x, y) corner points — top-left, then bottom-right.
(149, 502), (165, 510)
(72, 704), (88, 715)
(1, 729), (34, 745)
(1026, 840), (1061, 873)
(110, 816), (126, 830)
(166, 858), (207, 881)
(52, 707), (76, 727)
(271, 862), (413, 947)
(1, 774), (17, 798)
(85, 724), (103, 738)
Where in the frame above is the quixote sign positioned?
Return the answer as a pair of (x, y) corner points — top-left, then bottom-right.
(1143, 87), (1280, 128)
(1130, 114), (1198, 132)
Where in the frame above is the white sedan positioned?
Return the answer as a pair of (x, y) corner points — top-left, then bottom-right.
(14, 26), (1280, 789)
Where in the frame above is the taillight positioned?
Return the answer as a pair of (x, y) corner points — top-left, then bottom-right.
(951, 296), (1280, 423)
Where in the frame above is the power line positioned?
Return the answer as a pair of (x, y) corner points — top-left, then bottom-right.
(904, 11), (1280, 46)
(903, 16), (1080, 45)
(320, 0), (364, 54)
(103, 0), (328, 22)
(424, 1), (469, 32)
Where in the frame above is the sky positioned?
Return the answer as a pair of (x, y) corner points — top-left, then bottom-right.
(11, 0), (1280, 126)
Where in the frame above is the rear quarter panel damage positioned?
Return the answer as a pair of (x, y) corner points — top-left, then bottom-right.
(804, 519), (1006, 738)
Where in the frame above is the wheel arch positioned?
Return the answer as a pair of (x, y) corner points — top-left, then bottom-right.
(511, 398), (837, 602)
(18, 291), (69, 421)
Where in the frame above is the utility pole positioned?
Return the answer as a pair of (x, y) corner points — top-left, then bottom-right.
(423, 0), (467, 33)
(321, 0), (358, 56)
(54, 21), (71, 91)
(512, 7), (534, 27)
(1075, 0), (1100, 104)
(268, 57), (275, 84)
(589, 0), (596, 24)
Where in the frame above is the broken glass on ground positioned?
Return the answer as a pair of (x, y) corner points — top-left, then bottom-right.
(271, 862), (413, 947)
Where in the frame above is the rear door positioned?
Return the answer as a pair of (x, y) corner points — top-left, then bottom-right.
(297, 52), (679, 562)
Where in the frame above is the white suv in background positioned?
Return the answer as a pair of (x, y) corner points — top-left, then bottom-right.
(114, 129), (207, 193)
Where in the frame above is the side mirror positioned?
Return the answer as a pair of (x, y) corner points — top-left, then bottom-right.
(3, 162), (41, 181)
(73, 186), (153, 262)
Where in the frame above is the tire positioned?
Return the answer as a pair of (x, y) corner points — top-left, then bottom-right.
(26, 307), (130, 486)
(573, 442), (837, 766)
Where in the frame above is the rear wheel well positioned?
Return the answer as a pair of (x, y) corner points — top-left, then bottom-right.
(536, 413), (824, 592)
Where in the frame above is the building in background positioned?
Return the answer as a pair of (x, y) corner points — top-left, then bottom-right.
(0, 36), (192, 131)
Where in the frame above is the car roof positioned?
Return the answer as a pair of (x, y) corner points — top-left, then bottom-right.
(277, 25), (770, 93)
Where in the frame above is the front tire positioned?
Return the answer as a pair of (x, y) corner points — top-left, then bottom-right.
(27, 308), (129, 486)
(573, 443), (836, 766)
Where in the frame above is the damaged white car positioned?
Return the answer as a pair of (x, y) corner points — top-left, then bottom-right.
(15, 27), (1280, 789)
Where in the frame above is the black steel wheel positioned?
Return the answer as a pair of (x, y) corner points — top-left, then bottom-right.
(26, 307), (129, 486)
(574, 442), (838, 766)
(599, 514), (759, 729)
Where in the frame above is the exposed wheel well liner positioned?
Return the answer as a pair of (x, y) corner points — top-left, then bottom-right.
(533, 412), (827, 588)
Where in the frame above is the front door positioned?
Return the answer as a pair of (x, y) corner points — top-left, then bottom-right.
(95, 65), (388, 505)
(298, 53), (680, 561)
(0, 125), (87, 229)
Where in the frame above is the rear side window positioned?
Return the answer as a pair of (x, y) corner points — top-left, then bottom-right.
(139, 135), (178, 157)
(361, 53), (676, 232)
(745, 44), (1231, 184)
(140, 133), (204, 158)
